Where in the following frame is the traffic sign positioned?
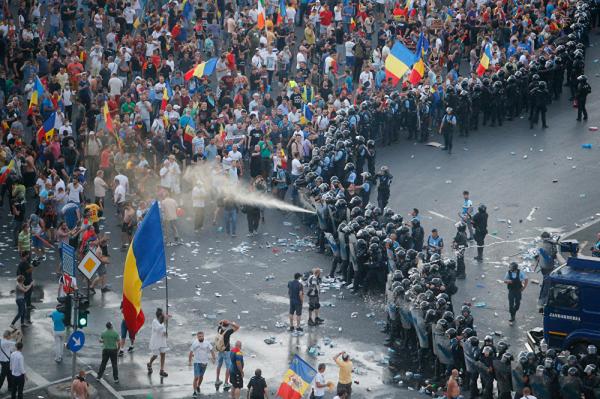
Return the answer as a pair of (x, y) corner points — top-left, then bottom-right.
(77, 250), (102, 280)
(67, 330), (85, 352)
(61, 242), (76, 276)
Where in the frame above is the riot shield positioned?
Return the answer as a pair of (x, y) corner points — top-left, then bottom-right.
(410, 307), (429, 349)
(529, 374), (551, 399)
(492, 359), (513, 395)
(432, 329), (453, 365)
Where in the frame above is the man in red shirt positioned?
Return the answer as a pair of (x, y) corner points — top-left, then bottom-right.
(319, 5), (333, 35)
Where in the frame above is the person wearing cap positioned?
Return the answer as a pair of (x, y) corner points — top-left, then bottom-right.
(439, 107), (457, 155)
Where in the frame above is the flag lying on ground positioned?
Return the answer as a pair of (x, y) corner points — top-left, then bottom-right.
(122, 201), (167, 335)
(276, 355), (317, 399)
(385, 41), (415, 85)
(184, 58), (218, 81)
(36, 112), (56, 144)
(476, 43), (492, 76)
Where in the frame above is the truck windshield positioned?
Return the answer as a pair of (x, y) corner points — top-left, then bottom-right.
(548, 284), (579, 310)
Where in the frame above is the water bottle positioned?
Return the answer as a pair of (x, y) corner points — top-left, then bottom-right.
(582, 143), (593, 149)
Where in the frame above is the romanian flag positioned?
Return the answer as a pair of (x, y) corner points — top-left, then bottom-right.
(409, 33), (427, 85)
(0, 159), (15, 185)
(276, 355), (317, 399)
(184, 58), (218, 81)
(350, 18), (356, 31)
(184, 124), (195, 143)
(28, 77), (44, 116)
(122, 201), (167, 335)
(257, 0), (266, 29)
(476, 43), (492, 76)
(385, 41), (414, 86)
(103, 102), (114, 132)
(161, 87), (169, 111)
(36, 112), (56, 144)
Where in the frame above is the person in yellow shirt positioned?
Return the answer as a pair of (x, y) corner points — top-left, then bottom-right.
(333, 351), (353, 398)
(84, 199), (102, 234)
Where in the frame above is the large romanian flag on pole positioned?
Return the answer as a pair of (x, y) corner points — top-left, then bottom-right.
(476, 43), (492, 76)
(384, 41), (415, 86)
(276, 355), (317, 399)
(122, 201), (167, 335)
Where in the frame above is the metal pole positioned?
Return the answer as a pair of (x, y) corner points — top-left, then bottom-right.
(71, 293), (79, 379)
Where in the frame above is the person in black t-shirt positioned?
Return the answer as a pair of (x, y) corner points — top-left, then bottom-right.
(247, 369), (267, 399)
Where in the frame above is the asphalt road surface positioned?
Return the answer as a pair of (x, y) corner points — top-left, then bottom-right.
(2, 43), (600, 399)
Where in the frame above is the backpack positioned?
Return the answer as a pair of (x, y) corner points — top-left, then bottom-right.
(214, 329), (227, 352)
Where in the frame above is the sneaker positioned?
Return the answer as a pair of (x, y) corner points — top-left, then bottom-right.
(289, 326), (295, 332)
(101, 287), (111, 293)
(308, 320), (316, 327)
(192, 392), (198, 398)
(215, 380), (223, 388)
(316, 317), (324, 324)
(295, 327), (304, 332)
(127, 346), (134, 353)
(159, 370), (168, 377)
(114, 378), (119, 383)
(223, 382), (232, 389)
(118, 350), (124, 357)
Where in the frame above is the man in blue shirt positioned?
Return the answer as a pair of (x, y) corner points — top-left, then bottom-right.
(459, 191), (475, 240)
(504, 262), (528, 325)
(49, 306), (66, 362)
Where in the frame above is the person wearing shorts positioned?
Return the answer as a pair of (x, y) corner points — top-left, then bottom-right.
(229, 341), (244, 399)
(215, 320), (239, 390)
(118, 317), (136, 357)
(188, 331), (215, 397)
(287, 273), (304, 332)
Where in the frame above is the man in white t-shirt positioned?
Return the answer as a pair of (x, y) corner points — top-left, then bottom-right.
(113, 173), (129, 193)
(229, 144), (243, 174)
(66, 180), (84, 204)
(188, 331), (215, 398)
(312, 363), (328, 399)
(108, 73), (124, 96)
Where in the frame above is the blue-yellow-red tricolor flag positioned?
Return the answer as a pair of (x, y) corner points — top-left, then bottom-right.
(276, 355), (317, 399)
(122, 201), (166, 335)
(476, 43), (492, 76)
(36, 112), (56, 144)
(184, 58), (218, 81)
(385, 41), (414, 86)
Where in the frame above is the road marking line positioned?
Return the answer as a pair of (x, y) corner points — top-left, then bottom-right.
(118, 386), (185, 396)
(428, 210), (456, 223)
(88, 371), (126, 399)
(526, 207), (538, 221)
(0, 372), (93, 399)
(561, 215), (600, 239)
(25, 366), (50, 386)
